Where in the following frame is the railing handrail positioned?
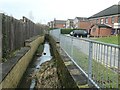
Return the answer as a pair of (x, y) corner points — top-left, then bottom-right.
(50, 32), (119, 88)
(60, 34), (120, 48)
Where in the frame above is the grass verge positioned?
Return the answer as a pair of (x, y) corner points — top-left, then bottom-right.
(72, 47), (118, 88)
(92, 35), (119, 45)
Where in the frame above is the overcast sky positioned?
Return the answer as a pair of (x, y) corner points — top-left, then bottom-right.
(0, 0), (120, 24)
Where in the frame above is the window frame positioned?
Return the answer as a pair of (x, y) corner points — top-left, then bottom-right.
(105, 17), (108, 24)
(96, 19), (99, 24)
(111, 17), (114, 24)
(100, 18), (104, 24)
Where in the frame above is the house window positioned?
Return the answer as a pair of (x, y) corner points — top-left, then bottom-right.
(111, 17), (114, 23)
(105, 17), (108, 24)
(100, 18), (104, 24)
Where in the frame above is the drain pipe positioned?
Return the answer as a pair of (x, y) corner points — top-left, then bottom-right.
(29, 42), (52, 90)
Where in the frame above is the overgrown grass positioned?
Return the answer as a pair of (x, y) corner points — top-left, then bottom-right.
(72, 47), (118, 88)
(2, 49), (19, 62)
(93, 35), (119, 45)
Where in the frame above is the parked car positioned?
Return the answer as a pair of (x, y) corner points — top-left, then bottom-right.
(70, 30), (88, 37)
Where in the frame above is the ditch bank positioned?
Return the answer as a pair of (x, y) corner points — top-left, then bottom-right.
(1, 34), (93, 89)
(0, 35), (44, 89)
(48, 34), (93, 89)
(17, 34), (92, 89)
(17, 41), (61, 89)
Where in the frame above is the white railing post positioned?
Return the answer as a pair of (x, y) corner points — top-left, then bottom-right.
(88, 42), (93, 85)
(0, 13), (2, 62)
(118, 48), (120, 89)
(71, 37), (73, 58)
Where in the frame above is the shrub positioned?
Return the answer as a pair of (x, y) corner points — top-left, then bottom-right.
(61, 29), (73, 34)
(61, 28), (86, 34)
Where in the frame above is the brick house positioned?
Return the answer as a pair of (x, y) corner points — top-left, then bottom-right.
(53, 19), (66, 29)
(66, 19), (74, 29)
(48, 19), (66, 29)
(73, 17), (90, 30)
(79, 20), (91, 30)
(90, 24), (112, 37)
(89, 5), (120, 35)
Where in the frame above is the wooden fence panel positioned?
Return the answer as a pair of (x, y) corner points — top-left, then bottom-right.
(10, 17), (15, 51)
(1, 14), (44, 61)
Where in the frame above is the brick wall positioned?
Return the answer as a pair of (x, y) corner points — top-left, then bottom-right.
(55, 24), (65, 28)
(89, 16), (118, 28)
(0, 36), (44, 89)
(79, 21), (91, 30)
(90, 19), (96, 25)
(91, 25), (111, 37)
(99, 28), (111, 36)
(106, 16), (118, 27)
(90, 26), (99, 36)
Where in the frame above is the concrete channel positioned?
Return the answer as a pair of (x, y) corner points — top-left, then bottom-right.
(17, 42), (53, 89)
(16, 35), (91, 89)
(30, 42), (52, 89)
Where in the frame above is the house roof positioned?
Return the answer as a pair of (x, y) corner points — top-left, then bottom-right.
(89, 5), (120, 19)
(75, 17), (88, 21)
(54, 20), (66, 24)
(68, 19), (73, 21)
(96, 24), (112, 28)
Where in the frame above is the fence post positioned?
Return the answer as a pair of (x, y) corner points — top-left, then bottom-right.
(88, 42), (93, 85)
(118, 48), (120, 89)
(0, 13), (2, 62)
(71, 37), (73, 58)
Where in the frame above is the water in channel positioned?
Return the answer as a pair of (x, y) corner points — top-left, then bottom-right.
(17, 42), (53, 89)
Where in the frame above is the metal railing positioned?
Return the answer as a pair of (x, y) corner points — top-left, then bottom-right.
(50, 30), (120, 88)
(49, 29), (61, 42)
(0, 14), (2, 61)
(60, 35), (119, 88)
